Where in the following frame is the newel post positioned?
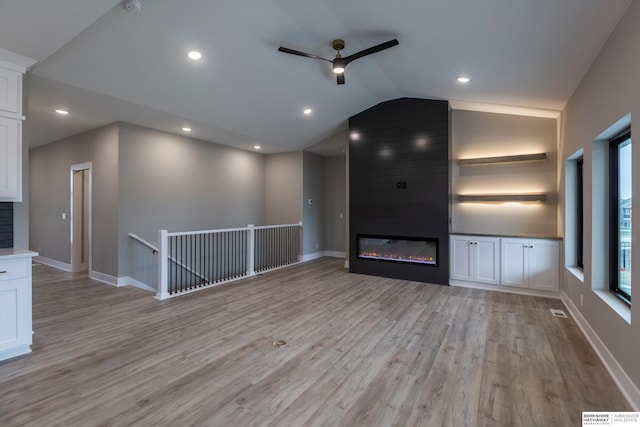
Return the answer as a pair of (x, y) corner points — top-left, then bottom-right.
(156, 229), (169, 300)
(298, 221), (303, 262)
(247, 224), (255, 276)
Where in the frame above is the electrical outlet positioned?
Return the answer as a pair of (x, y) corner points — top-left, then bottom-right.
(61, 212), (67, 220)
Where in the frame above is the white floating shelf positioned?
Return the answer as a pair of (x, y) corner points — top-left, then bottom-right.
(457, 193), (547, 203)
(458, 153), (547, 166)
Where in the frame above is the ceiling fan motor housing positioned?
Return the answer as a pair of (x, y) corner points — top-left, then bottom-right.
(332, 39), (345, 51)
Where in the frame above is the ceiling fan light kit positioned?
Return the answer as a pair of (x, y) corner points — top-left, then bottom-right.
(278, 38), (399, 85)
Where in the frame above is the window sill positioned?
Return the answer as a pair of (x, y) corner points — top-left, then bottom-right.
(566, 266), (584, 283)
(594, 290), (631, 325)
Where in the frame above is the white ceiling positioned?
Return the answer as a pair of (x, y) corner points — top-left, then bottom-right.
(0, 0), (632, 153)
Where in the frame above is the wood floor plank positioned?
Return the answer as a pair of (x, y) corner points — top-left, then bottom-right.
(0, 258), (631, 426)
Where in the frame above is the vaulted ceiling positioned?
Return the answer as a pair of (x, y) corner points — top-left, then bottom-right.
(0, 0), (632, 153)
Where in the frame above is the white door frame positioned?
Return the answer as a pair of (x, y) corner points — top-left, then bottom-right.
(70, 162), (93, 273)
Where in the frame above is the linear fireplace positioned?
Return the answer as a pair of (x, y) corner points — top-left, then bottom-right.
(357, 235), (438, 267)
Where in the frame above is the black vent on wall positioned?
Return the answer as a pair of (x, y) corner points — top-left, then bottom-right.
(0, 203), (13, 249)
(349, 98), (450, 285)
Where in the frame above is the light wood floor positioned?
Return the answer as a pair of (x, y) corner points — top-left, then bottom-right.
(0, 258), (629, 426)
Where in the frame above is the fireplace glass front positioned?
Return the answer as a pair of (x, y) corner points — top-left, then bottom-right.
(357, 235), (438, 266)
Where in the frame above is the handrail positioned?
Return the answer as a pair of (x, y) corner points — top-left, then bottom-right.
(129, 233), (158, 254)
(254, 221), (302, 230)
(168, 226), (249, 237)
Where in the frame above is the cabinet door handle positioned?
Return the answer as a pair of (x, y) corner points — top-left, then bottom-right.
(0, 270), (6, 274)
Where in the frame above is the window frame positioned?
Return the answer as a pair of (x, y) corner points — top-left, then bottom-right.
(576, 156), (584, 269)
(609, 128), (631, 303)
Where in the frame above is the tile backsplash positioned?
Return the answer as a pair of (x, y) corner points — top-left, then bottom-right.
(0, 203), (13, 248)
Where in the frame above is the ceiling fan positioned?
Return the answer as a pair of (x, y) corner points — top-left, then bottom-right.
(278, 38), (399, 85)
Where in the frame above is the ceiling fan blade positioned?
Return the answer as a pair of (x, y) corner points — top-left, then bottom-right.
(336, 73), (345, 85)
(343, 39), (399, 66)
(278, 47), (332, 62)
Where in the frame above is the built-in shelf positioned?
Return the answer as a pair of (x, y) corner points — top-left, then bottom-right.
(457, 193), (547, 203)
(458, 153), (547, 166)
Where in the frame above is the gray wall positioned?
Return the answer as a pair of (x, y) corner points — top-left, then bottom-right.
(30, 124), (119, 275)
(323, 155), (346, 253)
(451, 109), (558, 236)
(117, 123), (265, 281)
(302, 151), (324, 255)
(264, 152), (302, 225)
(561, 1), (640, 394)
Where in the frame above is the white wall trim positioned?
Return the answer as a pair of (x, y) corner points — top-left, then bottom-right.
(89, 270), (117, 286)
(561, 292), (640, 411)
(302, 251), (324, 262)
(33, 256), (71, 272)
(117, 276), (155, 292)
(324, 250), (346, 258)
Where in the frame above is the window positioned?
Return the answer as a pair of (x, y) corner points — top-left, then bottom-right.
(576, 157), (584, 269)
(609, 128), (632, 302)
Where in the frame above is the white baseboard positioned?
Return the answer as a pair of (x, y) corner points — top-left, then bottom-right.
(117, 276), (155, 292)
(302, 251), (324, 262)
(561, 292), (640, 411)
(0, 345), (31, 361)
(324, 250), (346, 259)
(89, 270), (118, 286)
(344, 260), (349, 268)
(449, 279), (561, 299)
(33, 256), (71, 272)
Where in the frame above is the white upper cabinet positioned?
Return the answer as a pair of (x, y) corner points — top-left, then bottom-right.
(0, 117), (21, 199)
(0, 67), (21, 116)
(0, 49), (36, 202)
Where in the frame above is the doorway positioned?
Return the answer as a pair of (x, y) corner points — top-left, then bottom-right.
(70, 163), (92, 273)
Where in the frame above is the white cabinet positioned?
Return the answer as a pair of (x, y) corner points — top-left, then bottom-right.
(501, 238), (559, 292)
(450, 235), (500, 285)
(0, 250), (36, 361)
(0, 67), (21, 115)
(0, 117), (21, 199)
(0, 51), (35, 202)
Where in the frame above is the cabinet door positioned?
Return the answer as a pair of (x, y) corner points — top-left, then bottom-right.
(0, 117), (20, 199)
(529, 240), (559, 291)
(501, 238), (529, 288)
(0, 67), (20, 115)
(475, 237), (500, 285)
(0, 280), (31, 355)
(450, 236), (474, 281)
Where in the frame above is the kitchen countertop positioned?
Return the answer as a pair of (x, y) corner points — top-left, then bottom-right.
(0, 248), (39, 259)
(450, 232), (563, 240)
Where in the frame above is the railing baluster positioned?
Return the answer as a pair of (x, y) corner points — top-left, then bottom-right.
(158, 223), (302, 299)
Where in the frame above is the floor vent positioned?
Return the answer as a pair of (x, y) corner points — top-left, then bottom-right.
(550, 308), (567, 318)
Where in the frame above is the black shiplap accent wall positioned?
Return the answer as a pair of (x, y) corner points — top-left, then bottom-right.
(349, 98), (449, 285)
(0, 203), (13, 249)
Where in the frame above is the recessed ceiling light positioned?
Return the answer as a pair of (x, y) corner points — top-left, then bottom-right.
(457, 76), (470, 84)
(55, 109), (69, 115)
(187, 50), (202, 60)
(182, 127), (192, 132)
(303, 108), (312, 115)
(254, 145), (261, 150)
